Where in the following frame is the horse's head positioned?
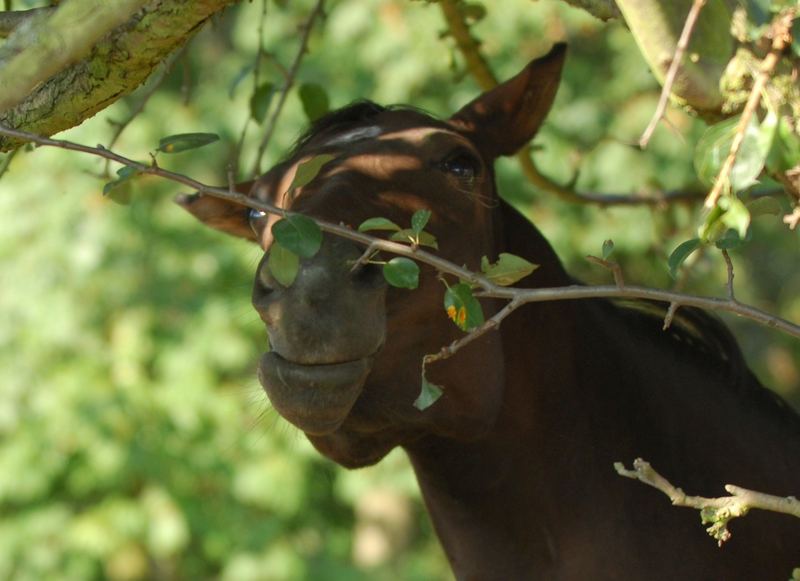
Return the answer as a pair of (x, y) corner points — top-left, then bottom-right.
(180, 46), (565, 467)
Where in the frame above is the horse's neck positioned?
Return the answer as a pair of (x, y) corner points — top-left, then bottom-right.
(404, 297), (800, 580)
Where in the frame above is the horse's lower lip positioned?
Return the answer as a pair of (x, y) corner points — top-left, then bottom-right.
(257, 351), (373, 436)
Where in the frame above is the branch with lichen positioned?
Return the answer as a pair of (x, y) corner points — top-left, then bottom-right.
(0, 0), (237, 152)
(615, 458), (800, 546)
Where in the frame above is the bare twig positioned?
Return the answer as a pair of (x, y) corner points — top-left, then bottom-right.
(721, 249), (736, 301)
(586, 255), (625, 288)
(704, 11), (793, 210)
(784, 207), (800, 230)
(662, 301), (680, 330)
(2, 124), (799, 340)
(639, 0), (706, 149)
(439, 0), (707, 207)
(250, 0), (325, 176)
(615, 458), (800, 545)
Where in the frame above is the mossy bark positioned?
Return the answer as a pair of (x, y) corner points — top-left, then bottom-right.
(0, 0), (238, 152)
(614, 0), (734, 115)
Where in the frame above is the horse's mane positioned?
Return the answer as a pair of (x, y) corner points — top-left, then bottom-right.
(614, 300), (800, 426)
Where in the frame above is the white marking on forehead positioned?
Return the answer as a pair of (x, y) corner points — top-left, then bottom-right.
(321, 125), (383, 147)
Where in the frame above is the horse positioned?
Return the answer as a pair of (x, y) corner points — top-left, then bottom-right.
(178, 45), (800, 580)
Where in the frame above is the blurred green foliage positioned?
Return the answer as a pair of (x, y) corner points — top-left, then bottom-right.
(0, 0), (798, 579)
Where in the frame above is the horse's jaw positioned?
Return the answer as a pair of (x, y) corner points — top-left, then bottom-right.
(257, 351), (375, 436)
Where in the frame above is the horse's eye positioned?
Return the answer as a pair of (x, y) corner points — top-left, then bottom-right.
(441, 152), (480, 181)
(249, 208), (268, 235)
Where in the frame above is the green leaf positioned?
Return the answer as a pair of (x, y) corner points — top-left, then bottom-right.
(413, 375), (443, 411)
(792, 19), (800, 58)
(271, 215), (322, 259)
(694, 115), (770, 192)
(668, 238), (702, 279)
(601, 239), (615, 260)
(102, 165), (140, 204)
(480, 253), (538, 286)
(357, 217), (401, 232)
(157, 133), (220, 154)
(443, 282), (484, 331)
(289, 154), (336, 190)
(719, 196), (751, 239)
(766, 115), (800, 173)
(250, 82), (275, 124)
(714, 228), (749, 250)
(267, 242), (299, 287)
(411, 209), (431, 235)
(298, 83), (330, 122)
(228, 63), (255, 98)
(382, 257), (419, 289)
(389, 229), (438, 249)
(746, 196), (782, 217)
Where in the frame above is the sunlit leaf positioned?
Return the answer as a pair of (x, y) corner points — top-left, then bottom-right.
(480, 253), (538, 286)
(389, 229), (438, 249)
(288, 154), (336, 190)
(358, 217), (401, 232)
(443, 282), (484, 331)
(602, 239), (615, 260)
(382, 257), (419, 289)
(668, 238), (702, 279)
(411, 209), (431, 235)
(157, 133), (219, 154)
(271, 215), (322, 259)
(250, 82), (275, 124)
(413, 374), (443, 411)
(299, 83), (330, 122)
(719, 196), (751, 239)
(267, 242), (299, 287)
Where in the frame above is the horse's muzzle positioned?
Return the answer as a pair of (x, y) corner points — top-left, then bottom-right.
(257, 351), (375, 435)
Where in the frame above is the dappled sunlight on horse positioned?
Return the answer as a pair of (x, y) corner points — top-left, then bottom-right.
(180, 45), (800, 580)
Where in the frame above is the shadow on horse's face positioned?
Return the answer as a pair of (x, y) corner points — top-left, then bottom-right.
(179, 45), (566, 467)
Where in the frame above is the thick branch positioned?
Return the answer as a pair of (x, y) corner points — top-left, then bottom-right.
(0, 0), (237, 152)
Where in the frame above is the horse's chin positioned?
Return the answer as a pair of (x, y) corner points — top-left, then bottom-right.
(257, 351), (373, 436)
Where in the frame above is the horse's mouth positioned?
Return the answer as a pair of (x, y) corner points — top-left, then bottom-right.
(257, 351), (375, 436)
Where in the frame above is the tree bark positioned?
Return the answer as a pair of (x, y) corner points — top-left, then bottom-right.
(0, 0), (238, 152)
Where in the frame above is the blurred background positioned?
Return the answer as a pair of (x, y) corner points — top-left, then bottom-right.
(0, 0), (798, 579)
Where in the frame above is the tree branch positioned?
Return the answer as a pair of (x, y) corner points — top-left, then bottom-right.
(1, 124), (798, 341)
(615, 458), (800, 545)
(0, 0), (237, 152)
(0, 7), (53, 38)
(439, 0), (708, 207)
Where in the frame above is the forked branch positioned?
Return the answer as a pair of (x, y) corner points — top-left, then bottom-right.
(615, 458), (800, 545)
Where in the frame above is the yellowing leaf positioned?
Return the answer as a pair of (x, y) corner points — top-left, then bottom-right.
(480, 253), (538, 286)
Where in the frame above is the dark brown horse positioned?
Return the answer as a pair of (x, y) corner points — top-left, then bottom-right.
(179, 46), (800, 580)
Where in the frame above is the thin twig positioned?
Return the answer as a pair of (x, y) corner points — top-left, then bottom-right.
(439, 0), (708, 207)
(639, 0), (706, 149)
(586, 255), (625, 288)
(615, 458), (800, 545)
(250, 0), (325, 176)
(704, 11), (793, 210)
(2, 123), (799, 340)
(721, 249), (736, 301)
(662, 302), (680, 330)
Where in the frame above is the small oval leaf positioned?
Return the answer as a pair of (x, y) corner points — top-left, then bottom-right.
(413, 375), (443, 411)
(250, 82), (275, 123)
(289, 154), (336, 191)
(382, 257), (419, 289)
(602, 239), (615, 260)
(358, 217), (401, 232)
(480, 253), (538, 286)
(157, 133), (220, 154)
(271, 214), (322, 259)
(267, 242), (299, 287)
(299, 83), (330, 122)
(668, 238), (702, 279)
(411, 209), (432, 235)
(443, 282), (484, 331)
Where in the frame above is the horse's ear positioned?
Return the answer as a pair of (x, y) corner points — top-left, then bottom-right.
(449, 43), (566, 159)
(175, 181), (259, 242)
